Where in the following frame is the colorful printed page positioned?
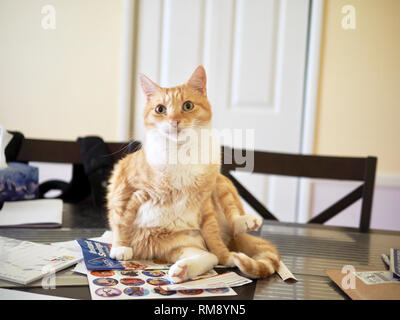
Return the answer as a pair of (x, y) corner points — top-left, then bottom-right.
(87, 268), (237, 300)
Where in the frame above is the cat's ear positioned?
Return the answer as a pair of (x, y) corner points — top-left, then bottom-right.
(187, 65), (207, 96)
(139, 73), (160, 101)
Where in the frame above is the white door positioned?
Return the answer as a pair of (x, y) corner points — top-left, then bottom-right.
(133, 0), (310, 222)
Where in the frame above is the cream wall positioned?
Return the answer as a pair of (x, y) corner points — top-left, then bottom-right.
(311, 0), (400, 230)
(0, 0), (124, 141)
(314, 0), (400, 176)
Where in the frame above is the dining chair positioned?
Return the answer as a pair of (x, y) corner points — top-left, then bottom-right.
(220, 146), (377, 233)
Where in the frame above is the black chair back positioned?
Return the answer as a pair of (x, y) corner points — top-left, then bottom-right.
(221, 146), (377, 233)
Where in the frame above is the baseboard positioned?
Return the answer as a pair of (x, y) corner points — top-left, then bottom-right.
(375, 173), (400, 188)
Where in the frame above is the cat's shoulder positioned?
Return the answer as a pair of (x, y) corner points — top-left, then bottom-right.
(112, 149), (146, 176)
(119, 148), (145, 164)
(216, 173), (232, 185)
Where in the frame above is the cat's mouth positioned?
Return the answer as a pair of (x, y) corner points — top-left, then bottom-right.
(158, 126), (186, 142)
(166, 126), (182, 135)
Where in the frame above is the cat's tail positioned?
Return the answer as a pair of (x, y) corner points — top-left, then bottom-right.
(230, 233), (280, 279)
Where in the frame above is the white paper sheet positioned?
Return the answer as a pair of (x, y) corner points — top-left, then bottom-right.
(163, 271), (252, 290)
(0, 288), (75, 300)
(0, 199), (62, 227)
(51, 232), (112, 257)
(355, 271), (400, 285)
(277, 261), (298, 282)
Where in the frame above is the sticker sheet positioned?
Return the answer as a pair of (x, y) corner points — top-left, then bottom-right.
(87, 267), (237, 300)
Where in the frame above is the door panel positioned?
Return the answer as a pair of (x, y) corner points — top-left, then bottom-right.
(134, 0), (310, 222)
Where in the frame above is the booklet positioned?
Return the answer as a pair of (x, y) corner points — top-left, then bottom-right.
(0, 236), (81, 285)
(0, 199), (63, 228)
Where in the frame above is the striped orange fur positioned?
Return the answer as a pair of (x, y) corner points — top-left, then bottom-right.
(209, 174), (281, 278)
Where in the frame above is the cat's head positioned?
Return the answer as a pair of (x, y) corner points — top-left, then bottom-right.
(139, 66), (212, 142)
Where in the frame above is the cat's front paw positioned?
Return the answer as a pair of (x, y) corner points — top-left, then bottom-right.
(233, 214), (263, 235)
(168, 261), (189, 283)
(110, 246), (133, 261)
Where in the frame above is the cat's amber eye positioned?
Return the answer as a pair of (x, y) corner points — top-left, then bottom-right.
(155, 104), (167, 114)
(182, 101), (194, 112)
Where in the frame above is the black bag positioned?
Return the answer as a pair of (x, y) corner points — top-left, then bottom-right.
(6, 131), (142, 209)
(77, 136), (114, 208)
(77, 137), (142, 207)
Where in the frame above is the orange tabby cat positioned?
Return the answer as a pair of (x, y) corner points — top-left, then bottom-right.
(107, 66), (279, 282)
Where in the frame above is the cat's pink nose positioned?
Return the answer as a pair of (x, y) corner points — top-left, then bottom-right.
(169, 120), (180, 127)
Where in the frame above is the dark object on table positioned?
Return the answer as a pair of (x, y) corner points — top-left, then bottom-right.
(13, 136), (141, 210)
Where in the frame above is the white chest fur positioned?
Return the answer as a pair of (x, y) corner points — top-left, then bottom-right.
(134, 195), (200, 230)
(167, 163), (209, 189)
(134, 128), (220, 230)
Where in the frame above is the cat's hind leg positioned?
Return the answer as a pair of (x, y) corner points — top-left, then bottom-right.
(229, 233), (280, 279)
(167, 247), (218, 283)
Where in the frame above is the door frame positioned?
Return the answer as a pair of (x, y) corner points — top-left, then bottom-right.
(297, 0), (325, 222)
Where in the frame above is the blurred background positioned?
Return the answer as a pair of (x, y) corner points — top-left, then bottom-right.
(0, 0), (399, 230)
